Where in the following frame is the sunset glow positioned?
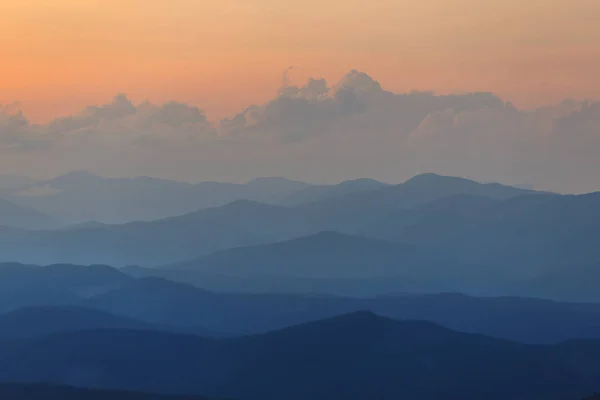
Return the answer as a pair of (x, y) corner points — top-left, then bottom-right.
(2, 0), (599, 122)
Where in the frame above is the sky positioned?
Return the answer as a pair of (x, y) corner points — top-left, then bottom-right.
(2, 0), (600, 122)
(1, 0), (600, 193)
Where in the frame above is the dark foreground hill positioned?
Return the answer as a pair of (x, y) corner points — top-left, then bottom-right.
(0, 383), (214, 400)
(0, 312), (599, 400)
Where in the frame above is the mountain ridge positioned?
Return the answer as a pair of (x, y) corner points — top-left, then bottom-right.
(0, 312), (598, 399)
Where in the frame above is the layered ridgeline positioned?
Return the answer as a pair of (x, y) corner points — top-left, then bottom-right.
(0, 170), (388, 224)
(0, 173), (541, 265)
(0, 198), (59, 230)
(2, 173), (600, 300)
(4, 263), (600, 343)
(0, 312), (599, 400)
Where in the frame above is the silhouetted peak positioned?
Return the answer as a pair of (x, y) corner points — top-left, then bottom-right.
(60, 220), (108, 231)
(337, 178), (386, 188)
(220, 199), (282, 212)
(248, 177), (293, 185)
(271, 231), (393, 250)
(317, 310), (390, 327)
(335, 310), (381, 322)
(247, 177), (311, 190)
(49, 170), (103, 186)
(124, 277), (211, 295)
(313, 311), (453, 338)
(270, 311), (448, 339)
(304, 230), (351, 239)
(294, 230), (371, 243)
(416, 194), (500, 212)
(40, 264), (127, 284)
(403, 173), (475, 187)
(45, 263), (120, 274)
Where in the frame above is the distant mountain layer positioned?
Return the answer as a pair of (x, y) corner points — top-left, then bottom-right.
(1, 312), (600, 400)
(0, 384), (213, 400)
(2, 170), (388, 224)
(0, 306), (154, 340)
(5, 263), (600, 343)
(0, 173), (542, 266)
(2, 171), (535, 225)
(1, 173), (600, 301)
(280, 178), (388, 206)
(0, 198), (59, 230)
(171, 231), (451, 280)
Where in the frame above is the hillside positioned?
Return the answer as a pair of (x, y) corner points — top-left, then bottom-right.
(0, 198), (59, 230)
(4, 263), (600, 343)
(0, 306), (156, 340)
(171, 231), (451, 280)
(0, 174), (544, 267)
(0, 312), (598, 400)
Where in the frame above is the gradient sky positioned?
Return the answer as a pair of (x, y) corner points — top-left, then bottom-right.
(2, 0), (599, 122)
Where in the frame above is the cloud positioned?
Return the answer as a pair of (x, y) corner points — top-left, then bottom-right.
(1, 70), (600, 193)
(46, 94), (136, 135)
(405, 100), (600, 192)
(47, 94), (213, 139)
(0, 104), (50, 151)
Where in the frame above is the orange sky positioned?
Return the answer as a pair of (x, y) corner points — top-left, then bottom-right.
(1, 0), (599, 122)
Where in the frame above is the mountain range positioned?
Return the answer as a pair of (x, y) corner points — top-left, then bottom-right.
(0, 173), (540, 264)
(0, 170), (387, 224)
(0, 311), (599, 400)
(4, 263), (600, 344)
(0, 173), (598, 301)
(0, 198), (59, 230)
(0, 306), (156, 340)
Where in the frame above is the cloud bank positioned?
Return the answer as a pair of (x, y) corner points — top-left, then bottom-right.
(2, 70), (599, 193)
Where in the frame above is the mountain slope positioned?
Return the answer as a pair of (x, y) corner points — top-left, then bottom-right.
(307, 173), (540, 213)
(0, 263), (131, 312)
(295, 173), (542, 232)
(171, 231), (450, 280)
(85, 278), (217, 330)
(0, 306), (156, 340)
(6, 171), (313, 224)
(94, 271), (600, 343)
(3, 261), (600, 343)
(280, 178), (388, 206)
(357, 191), (600, 300)
(0, 198), (59, 229)
(0, 312), (598, 400)
(0, 173), (544, 266)
(0, 188), (599, 299)
(0, 201), (312, 266)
